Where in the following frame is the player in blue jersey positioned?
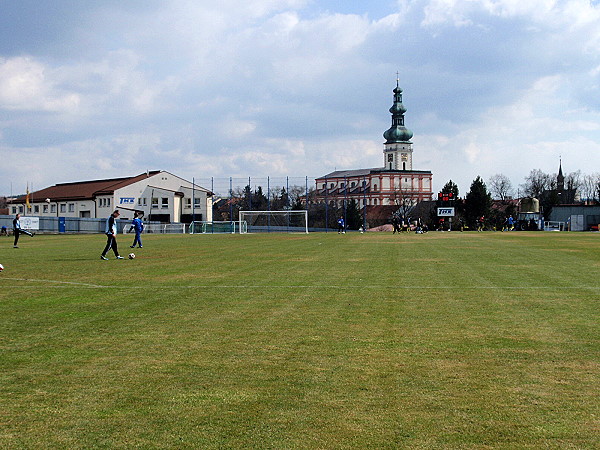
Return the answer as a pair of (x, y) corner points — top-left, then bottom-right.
(12, 213), (34, 248)
(101, 210), (124, 260)
(337, 216), (345, 234)
(129, 212), (144, 248)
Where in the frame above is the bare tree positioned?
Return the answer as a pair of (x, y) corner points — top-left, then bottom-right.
(521, 169), (553, 199)
(391, 185), (415, 220)
(581, 173), (600, 203)
(489, 174), (514, 201)
(563, 170), (582, 203)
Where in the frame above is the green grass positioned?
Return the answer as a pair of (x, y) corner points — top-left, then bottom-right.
(1, 231), (599, 448)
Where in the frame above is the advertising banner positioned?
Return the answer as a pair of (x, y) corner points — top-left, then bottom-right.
(437, 207), (455, 217)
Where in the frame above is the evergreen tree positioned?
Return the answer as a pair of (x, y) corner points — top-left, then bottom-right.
(441, 180), (459, 198)
(464, 176), (492, 228)
(346, 199), (362, 230)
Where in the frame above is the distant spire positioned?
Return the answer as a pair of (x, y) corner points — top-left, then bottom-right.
(557, 157), (564, 191)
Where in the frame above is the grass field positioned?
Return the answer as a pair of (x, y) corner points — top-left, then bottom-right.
(1, 231), (599, 448)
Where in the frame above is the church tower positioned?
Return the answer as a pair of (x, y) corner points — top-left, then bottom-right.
(557, 158), (565, 191)
(383, 78), (413, 171)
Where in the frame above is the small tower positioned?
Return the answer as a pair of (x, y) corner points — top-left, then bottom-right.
(557, 158), (565, 191)
(383, 78), (413, 171)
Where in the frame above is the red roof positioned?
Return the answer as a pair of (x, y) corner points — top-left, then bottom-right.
(10, 171), (161, 203)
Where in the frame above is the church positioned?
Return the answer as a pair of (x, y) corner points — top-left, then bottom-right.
(315, 81), (433, 208)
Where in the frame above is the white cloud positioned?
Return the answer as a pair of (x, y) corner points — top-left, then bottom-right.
(0, 57), (80, 112)
(1, 0), (600, 198)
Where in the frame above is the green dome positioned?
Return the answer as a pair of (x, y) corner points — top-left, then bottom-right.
(384, 81), (412, 143)
(384, 125), (413, 143)
(389, 102), (407, 115)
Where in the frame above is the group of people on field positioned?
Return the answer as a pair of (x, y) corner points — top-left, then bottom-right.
(392, 215), (427, 234)
(6, 210), (144, 260)
(101, 210), (144, 260)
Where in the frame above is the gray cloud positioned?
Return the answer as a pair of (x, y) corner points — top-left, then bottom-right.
(1, 0), (600, 197)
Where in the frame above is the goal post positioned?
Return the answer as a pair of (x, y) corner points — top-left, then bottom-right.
(123, 223), (186, 234)
(239, 210), (308, 234)
(189, 221), (239, 234)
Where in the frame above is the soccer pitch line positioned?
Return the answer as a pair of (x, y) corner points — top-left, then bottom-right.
(1, 278), (600, 290)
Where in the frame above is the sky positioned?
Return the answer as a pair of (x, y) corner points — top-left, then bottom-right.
(2, 0), (600, 197)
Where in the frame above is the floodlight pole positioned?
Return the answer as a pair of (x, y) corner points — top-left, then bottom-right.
(344, 175), (347, 231)
(363, 175), (367, 232)
(192, 177), (195, 233)
(325, 176), (328, 233)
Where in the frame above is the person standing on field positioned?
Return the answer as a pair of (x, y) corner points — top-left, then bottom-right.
(101, 210), (124, 260)
(337, 216), (345, 234)
(129, 212), (144, 248)
(12, 213), (34, 248)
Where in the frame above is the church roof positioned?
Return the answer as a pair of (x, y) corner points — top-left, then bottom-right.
(317, 168), (432, 179)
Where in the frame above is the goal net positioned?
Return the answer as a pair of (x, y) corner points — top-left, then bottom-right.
(189, 221), (238, 234)
(239, 210), (308, 234)
(123, 223), (186, 234)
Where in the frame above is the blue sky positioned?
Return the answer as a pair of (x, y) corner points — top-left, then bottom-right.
(1, 0), (600, 197)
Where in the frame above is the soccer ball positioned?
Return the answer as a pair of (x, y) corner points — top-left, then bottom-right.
(128, 253), (135, 260)
(0, 263), (4, 272)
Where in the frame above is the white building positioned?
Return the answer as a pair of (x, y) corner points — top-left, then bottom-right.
(9, 170), (212, 223)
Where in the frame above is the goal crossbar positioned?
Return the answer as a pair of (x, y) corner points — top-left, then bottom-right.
(239, 210), (308, 234)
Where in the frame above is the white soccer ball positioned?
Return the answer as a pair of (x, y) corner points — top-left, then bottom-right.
(0, 263), (4, 272)
(128, 253), (135, 260)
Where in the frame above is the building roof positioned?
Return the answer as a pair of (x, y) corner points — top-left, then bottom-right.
(10, 171), (162, 203)
(317, 168), (432, 179)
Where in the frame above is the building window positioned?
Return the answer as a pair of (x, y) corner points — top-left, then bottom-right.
(373, 184), (378, 192)
(12, 206), (17, 214)
(51, 204), (56, 213)
(161, 197), (169, 209)
(185, 198), (191, 208)
(68, 203), (75, 212)
(60, 204), (66, 213)
(351, 182), (355, 188)
(151, 197), (159, 208)
(374, 199), (378, 206)
(322, 184), (326, 189)
(43, 205), (48, 213)
(34, 205), (39, 213)
(194, 198), (201, 207)
(330, 183), (335, 189)
(107, 198), (111, 207)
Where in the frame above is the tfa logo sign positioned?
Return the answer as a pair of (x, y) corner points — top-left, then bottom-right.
(437, 207), (455, 217)
(119, 197), (135, 205)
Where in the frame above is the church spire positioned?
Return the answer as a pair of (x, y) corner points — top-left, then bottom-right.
(382, 77), (414, 171)
(557, 158), (564, 191)
(383, 78), (413, 144)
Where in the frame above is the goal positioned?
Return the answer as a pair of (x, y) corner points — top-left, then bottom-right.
(189, 221), (238, 234)
(239, 210), (308, 234)
(123, 223), (186, 234)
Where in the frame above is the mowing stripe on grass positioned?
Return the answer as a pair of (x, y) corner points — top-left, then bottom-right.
(2, 278), (599, 290)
